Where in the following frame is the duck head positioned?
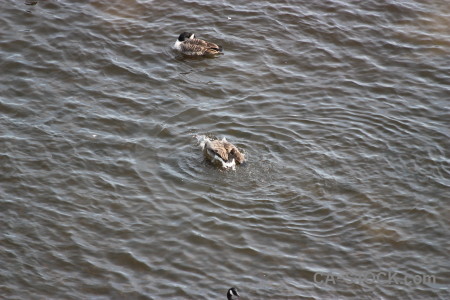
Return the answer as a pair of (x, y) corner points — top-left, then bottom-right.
(178, 32), (195, 41)
(227, 287), (240, 300)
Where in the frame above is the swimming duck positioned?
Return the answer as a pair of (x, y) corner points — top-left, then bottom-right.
(174, 32), (223, 56)
(227, 287), (240, 300)
(196, 135), (245, 170)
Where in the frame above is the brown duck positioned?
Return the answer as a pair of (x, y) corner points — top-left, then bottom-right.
(196, 135), (245, 170)
(174, 32), (223, 56)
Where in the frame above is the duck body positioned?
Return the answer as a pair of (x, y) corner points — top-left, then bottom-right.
(174, 32), (223, 56)
(196, 135), (245, 170)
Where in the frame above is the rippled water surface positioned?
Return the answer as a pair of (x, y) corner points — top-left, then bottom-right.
(1, 0), (449, 299)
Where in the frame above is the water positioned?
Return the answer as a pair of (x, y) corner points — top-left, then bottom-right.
(1, 0), (449, 299)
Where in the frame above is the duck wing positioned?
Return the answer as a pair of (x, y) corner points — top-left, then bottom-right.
(223, 142), (245, 164)
(191, 38), (222, 51)
(208, 140), (229, 161)
(181, 38), (222, 56)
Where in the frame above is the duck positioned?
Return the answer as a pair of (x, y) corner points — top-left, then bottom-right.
(174, 32), (223, 56)
(227, 287), (240, 300)
(196, 135), (245, 170)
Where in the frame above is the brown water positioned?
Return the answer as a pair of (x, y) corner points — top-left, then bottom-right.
(1, 0), (449, 299)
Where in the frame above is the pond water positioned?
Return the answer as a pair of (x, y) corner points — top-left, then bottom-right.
(1, 0), (449, 299)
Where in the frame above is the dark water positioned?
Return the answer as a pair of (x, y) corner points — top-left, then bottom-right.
(1, 0), (449, 299)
